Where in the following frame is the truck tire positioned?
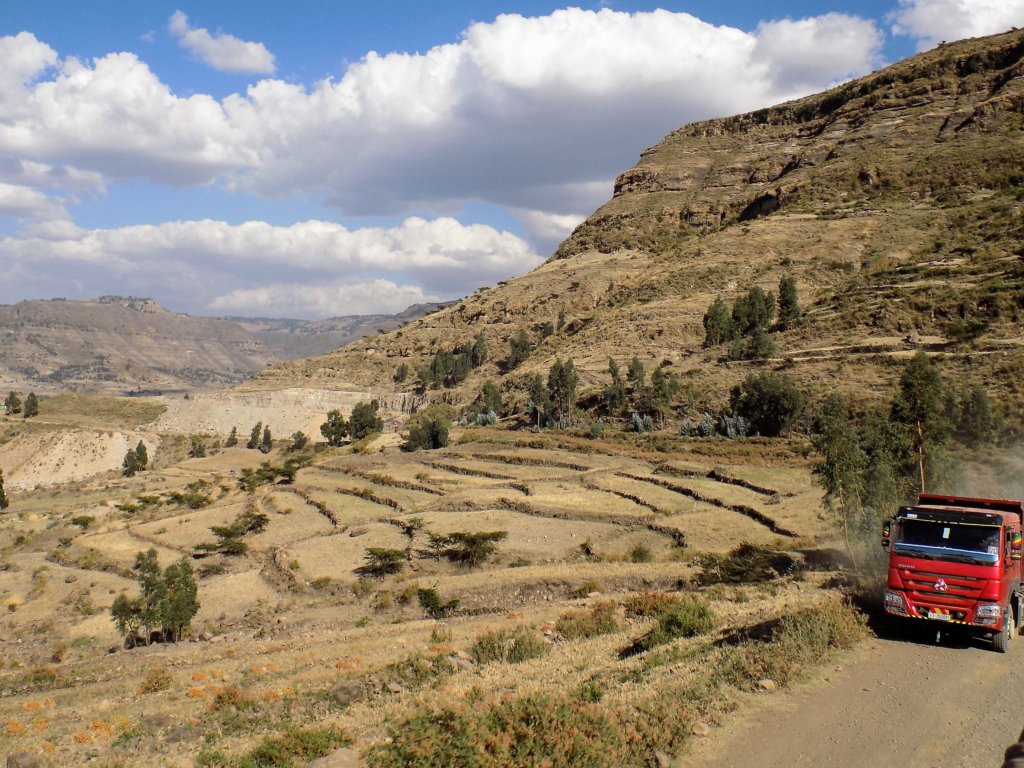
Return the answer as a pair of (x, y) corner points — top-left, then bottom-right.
(994, 606), (1013, 654)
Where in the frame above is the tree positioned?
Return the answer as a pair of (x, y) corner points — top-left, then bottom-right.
(547, 358), (578, 425)
(479, 380), (502, 416)
(360, 547), (407, 577)
(349, 400), (383, 440)
(134, 441), (148, 471)
(247, 422), (263, 450)
(648, 367), (680, 425)
(626, 356), (646, 389)
(471, 332), (488, 368)
(956, 383), (994, 447)
(225, 426), (239, 448)
(731, 286), (775, 337)
(702, 297), (734, 347)
(320, 410), (348, 446)
(4, 391), (21, 415)
(507, 330), (531, 368)
(812, 394), (867, 570)
(777, 275), (801, 330)
(22, 392), (39, 419)
(730, 372), (804, 437)
(442, 531), (508, 568)
(403, 406), (450, 451)
(161, 558), (199, 642)
(890, 351), (946, 492)
(110, 550), (198, 645)
(527, 374), (549, 429)
(557, 308), (566, 332)
(290, 431), (309, 451)
(188, 435), (206, 458)
(123, 448), (141, 477)
(259, 426), (273, 454)
(605, 358), (626, 415)
(394, 363), (410, 383)
(0, 468), (8, 510)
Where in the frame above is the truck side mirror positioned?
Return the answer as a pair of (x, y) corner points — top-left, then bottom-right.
(881, 520), (891, 550)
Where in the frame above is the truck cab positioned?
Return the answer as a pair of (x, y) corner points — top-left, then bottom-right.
(882, 494), (1024, 652)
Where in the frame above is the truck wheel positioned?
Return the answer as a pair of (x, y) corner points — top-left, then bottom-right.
(994, 607), (1013, 654)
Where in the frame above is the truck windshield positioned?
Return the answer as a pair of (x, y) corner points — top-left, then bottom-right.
(894, 519), (1000, 565)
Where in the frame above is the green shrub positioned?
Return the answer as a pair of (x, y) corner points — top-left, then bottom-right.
(237, 726), (351, 768)
(369, 691), (623, 768)
(379, 653), (456, 692)
(624, 595), (714, 656)
(697, 543), (796, 585)
(556, 602), (619, 640)
(417, 587), (460, 619)
(629, 544), (653, 563)
(470, 626), (550, 665)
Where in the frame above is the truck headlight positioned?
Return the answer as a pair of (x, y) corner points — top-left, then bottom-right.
(884, 591), (908, 616)
(975, 603), (1001, 626)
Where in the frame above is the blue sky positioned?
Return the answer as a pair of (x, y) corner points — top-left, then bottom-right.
(1, 1), (1022, 318)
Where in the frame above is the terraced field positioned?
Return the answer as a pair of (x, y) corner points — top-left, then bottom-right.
(0, 428), (850, 767)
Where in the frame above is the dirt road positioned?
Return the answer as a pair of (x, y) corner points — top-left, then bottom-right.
(682, 624), (1024, 768)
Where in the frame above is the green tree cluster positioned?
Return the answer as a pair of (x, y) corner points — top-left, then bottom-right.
(4, 391), (22, 415)
(320, 410), (348, 446)
(403, 405), (451, 451)
(349, 400), (383, 440)
(122, 440), (149, 477)
(109, 549), (198, 645)
(605, 358), (680, 425)
(730, 371), (804, 437)
(195, 508), (270, 556)
(547, 358), (578, 426)
(507, 330), (531, 369)
(703, 277), (798, 359)
(420, 333), (489, 388)
(23, 392), (39, 419)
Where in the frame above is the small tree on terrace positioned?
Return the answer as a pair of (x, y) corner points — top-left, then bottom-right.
(225, 426), (239, 448)
(349, 400), (383, 440)
(528, 373), (550, 429)
(890, 351), (947, 492)
(0, 468), (9, 510)
(547, 358), (578, 426)
(605, 358), (626, 415)
(109, 549), (199, 645)
(812, 393), (866, 571)
(4, 391), (21, 415)
(259, 426), (273, 454)
(732, 286), (775, 337)
(188, 435), (206, 458)
(403, 406), (450, 451)
(246, 422), (263, 450)
(702, 297), (734, 347)
(443, 531), (508, 568)
(507, 330), (531, 369)
(320, 410), (348, 446)
(23, 392), (39, 419)
(730, 371), (804, 437)
(471, 332), (489, 368)
(777, 275), (801, 330)
(626, 357), (646, 389)
(134, 441), (148, 470)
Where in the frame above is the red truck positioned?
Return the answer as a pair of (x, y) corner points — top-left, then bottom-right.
(882, 493), (1024, 652)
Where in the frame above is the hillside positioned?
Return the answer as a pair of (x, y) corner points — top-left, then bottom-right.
(249, 29), (1024, 422)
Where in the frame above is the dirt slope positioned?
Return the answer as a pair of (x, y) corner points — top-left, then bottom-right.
(683, 627), (1024, 768)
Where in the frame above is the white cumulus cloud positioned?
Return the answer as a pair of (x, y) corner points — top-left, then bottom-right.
(209, 279), (435, 317)
(0, 217), (540, 318)
(890, 0), (1024, 50)
(169, 10), (276, 74)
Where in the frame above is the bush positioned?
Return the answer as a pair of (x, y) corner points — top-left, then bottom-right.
(556, 602), (619, 640)
(623, 592), (679, 619)
(403, 406), (451, 451)
(624, 595), (714, 656)
(237, 726), (351, 768)
(417, 587), (460, 619)
(138, 665), (173, 694)
(369, 691), (623, 768)
(471, 626), (550, 665)
(729, 371), (804, 437)
(439, 530), (507, 568)
(697, 543), (797, 585)
(629, 544), (653, 563)
(359, 548), (407, 578)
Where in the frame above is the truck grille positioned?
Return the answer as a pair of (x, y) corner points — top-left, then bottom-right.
(902, 570), (984, 603)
